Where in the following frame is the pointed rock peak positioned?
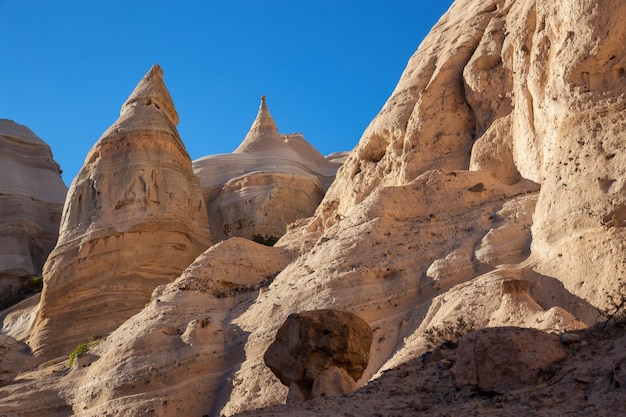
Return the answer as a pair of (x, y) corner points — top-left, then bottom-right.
(120, 64), (179, 126)
(233, 96), (283, 153)
(255, 95), (275, 127)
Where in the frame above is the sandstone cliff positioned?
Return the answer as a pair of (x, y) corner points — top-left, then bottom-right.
(222, 0), (626, 412)
(0, 0), (625, 415)
(193, 96), (342, 242)
(27, 65), (212, 358)
(0, 120), (67, 308)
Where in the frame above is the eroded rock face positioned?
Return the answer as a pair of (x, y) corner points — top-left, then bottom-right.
(28, 65), (212, 357)
(222, 0), (626, 413)
(193, 97), (341, 242)
(453, 327), (567, 392)
(65, 238), (295, 417)
(264, 309), (373, 401)
(0, 334), (32, 387)
(2, 0), (626, 415)
(0, 120), (67, 308)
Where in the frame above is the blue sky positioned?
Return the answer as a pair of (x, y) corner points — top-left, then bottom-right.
(0, 1), (453, 185)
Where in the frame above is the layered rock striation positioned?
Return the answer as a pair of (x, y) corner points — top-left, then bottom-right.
(0, 120), (67, 308)
(28, 65), (212, 357)
(1, 0), (626, 415)
(193, 97), (342, 242)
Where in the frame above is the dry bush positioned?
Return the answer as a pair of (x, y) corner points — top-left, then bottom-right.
(423, 316), (476, 350)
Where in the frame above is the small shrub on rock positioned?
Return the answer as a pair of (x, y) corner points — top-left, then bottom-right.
(423, 316), (476, 350)
(252, 234), (279, 246)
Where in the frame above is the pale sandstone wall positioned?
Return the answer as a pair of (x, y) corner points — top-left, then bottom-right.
(193, 97), (341, 242)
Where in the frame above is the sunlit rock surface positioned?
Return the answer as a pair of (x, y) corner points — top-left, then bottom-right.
(28, 65), (212, 358)
(193, 97), (342, 242)
(1, 0), (626, 415)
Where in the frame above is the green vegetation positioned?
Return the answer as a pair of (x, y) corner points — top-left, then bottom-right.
(252, 234), (279, 247)
(423, 316), (476, 350)
(68, 343), (90, 367)
(21, 275), (43, 293)
(68, 338), (101, 367)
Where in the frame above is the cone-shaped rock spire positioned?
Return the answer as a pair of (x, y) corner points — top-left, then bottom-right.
(233, 96), (284, 153)
(121, 64), (179, 125)
(29, 65), (211, 357)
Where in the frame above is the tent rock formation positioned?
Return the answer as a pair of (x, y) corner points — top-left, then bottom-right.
(28, 65), (212, 358)
(193, 96), (343, 242)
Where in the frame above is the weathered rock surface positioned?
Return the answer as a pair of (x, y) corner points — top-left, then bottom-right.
(0, 120), (67, 308)
(264, 309), (372, 401)
(0, 334), (32, 388)
(2, 0), (626, 415)
(59, 238), (292, 417)
(453, 327), (567, 392)
(221, 0), (626, 413)
(27, 65), (212, 358)
(193, 97), (342, 242)
(235, 322), (626, 417)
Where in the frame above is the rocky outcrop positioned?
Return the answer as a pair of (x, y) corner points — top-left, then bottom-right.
(0, 334), (32, 387)
(64, 238), (293, 417)
(27, 65), (212, 358)
(221, 0), (626, 413)
(0, 120), (67, 308)
(453, 327), (567, 392)
(264, 309), (373, 401)
(193, 97), (342, 242)
(2, 0), (626, 415)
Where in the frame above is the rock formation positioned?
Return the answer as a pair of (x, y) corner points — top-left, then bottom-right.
(55, 238), (293, 417)
(452, 327), (567, 392)
(264, 309), (373, 401)
(27, 65), (212, 358)
(220, 0), (626, 413)
(192, 96), (342, 242)
(1, 0), (626, 415)
(0, 120), (67, 309)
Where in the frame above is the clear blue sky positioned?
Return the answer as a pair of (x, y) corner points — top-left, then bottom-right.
(0, 1), (453, 186)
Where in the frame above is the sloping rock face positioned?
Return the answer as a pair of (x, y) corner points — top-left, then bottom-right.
(219, 0), (626, 413)
(0, 120), (67, 308)
(27, 65), (212, 358)
(193, 97), (341, 242)
(1, 0), (625, 415)
(65, 238), (293, 417)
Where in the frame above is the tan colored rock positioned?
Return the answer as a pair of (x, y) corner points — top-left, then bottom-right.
(264, 309), (372, 401)
(204, 172), (324, 242)
(193, 97), (342, 242)
(64, 237), (294, 416)
(0, 334), (32, 387)
(453, 327), (567, 392)
(3, 0), (626, 415)
(0, 293), (40, 342)
(222, 0), (626, 413)
(0, 120), (67, 307)
(27, 65), (212, 358)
